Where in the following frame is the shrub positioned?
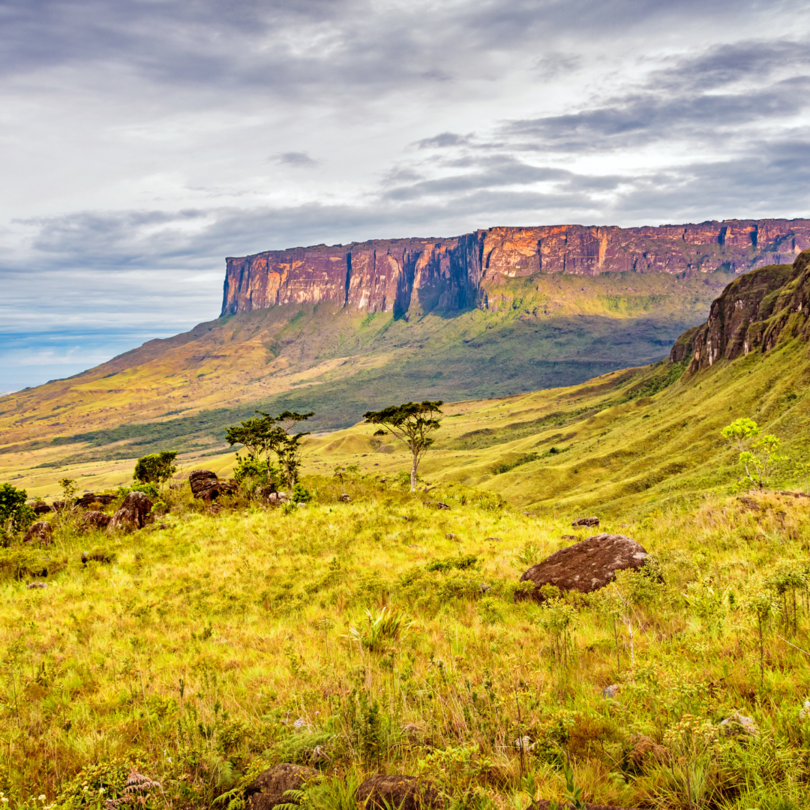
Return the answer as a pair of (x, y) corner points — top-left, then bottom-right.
(0, 483), (35, 542)
(134, 450), (178, 487)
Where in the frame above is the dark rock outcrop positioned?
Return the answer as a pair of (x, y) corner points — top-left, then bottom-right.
(572, 516), (599, 528)
(189, 470), (235, 501)
(81, 510), (112, 531)
(671, 249), (810, 371)
(109, 492), (153, 532)
(23, 521), (53, 545)
(76, 493), (116, 509)
(356, 775), (444, 810)
(244, 764), (319, 810)
(222, 220), (810, 319)
(517, 534), (650, 601)
(27, 501), (52, 515)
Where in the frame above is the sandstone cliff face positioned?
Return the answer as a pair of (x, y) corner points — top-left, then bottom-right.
(670, 249), (810, 371)
(222, 219), (810, 317)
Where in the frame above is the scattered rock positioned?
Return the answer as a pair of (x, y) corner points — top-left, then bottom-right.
(484, 536), (502, 542)
(245, 763), (319, 810)
(82, 550), (114, 565)
(445, 533), (458, 540)
(401, 723), (424, 742)
(27, 582), (47, 590)
(516, 534), (652, 602)
(561, 534), (578, 540)
(530, 802), (646, 810)
(338, 494), (352, 502)
(257, 484), (278, 502)
(23, 521), (53, 546)
(423, 501), (450, 510)
(27, 501), (52, 515)
(356, 775), (444, 810)
(601, 684), (619, 699)
(720, 712), (759, 737)
(76, 493), (116, 509)
(737, 495), (762, 512)
(109, 492), (153, 532)
(800, 700), (810, 721)
(265, 492), (289, 506)
(189, 470), (236, 501)
(514, 735), (534, 751)
(627, 735), (667, 772)
(479, 582), (491, 594)
(572, 516), (599, 528)
(80, 510), (112, 531)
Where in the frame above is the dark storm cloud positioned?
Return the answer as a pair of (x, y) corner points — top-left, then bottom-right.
(273, 151), (319, 166)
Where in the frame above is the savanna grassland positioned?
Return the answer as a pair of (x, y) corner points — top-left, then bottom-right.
(2, 476), (810, 810)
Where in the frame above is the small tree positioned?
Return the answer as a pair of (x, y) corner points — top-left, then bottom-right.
(364, 401), (443, 492)
(0, 483), (34, 542)
(134, 451), (178, 489)
(226, 410), (313, 491)
(721, 418), (784, 490)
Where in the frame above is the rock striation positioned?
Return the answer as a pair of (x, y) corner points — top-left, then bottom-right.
(222, 220), (810, 318)
(671, 249), (810, 371)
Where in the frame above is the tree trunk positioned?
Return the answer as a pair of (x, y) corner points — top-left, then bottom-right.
(410, 454), (417, 492)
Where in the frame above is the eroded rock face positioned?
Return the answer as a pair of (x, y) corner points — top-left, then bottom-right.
(189, 470), (236, 501)
(517, 534), (650, 601)
(109, 492), (153, 532)
(222, 221), (810, 319)
(23, 521), (53, 545)
(671, 250), (810, 371)
(244, 764), (319, 810)
(356, 775), (444, 810)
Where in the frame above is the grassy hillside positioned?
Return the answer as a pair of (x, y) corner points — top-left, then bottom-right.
(2, 259), (810, 808)
(0, 270), (733, 475)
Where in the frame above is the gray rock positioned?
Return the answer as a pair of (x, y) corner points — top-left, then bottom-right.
(720, 712), (759, 737)
(601, 684), (619, 699)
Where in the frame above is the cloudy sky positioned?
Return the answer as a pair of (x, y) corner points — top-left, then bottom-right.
(2, 0), (809, 391)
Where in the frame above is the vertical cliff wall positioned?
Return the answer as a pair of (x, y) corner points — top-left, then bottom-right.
(221, 219), (810, 317)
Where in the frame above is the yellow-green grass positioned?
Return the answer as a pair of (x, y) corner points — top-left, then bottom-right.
(1, 480), (809, 809)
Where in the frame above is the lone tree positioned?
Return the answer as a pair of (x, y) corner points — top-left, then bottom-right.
(721, 418), (784, 490)
(134, 451), (178, 489)
(226, 410), (314, 490)
(364, 401), (443, 492)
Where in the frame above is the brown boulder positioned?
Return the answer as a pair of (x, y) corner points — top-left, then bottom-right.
(189, 470), (236, 501)
(356, 776), (443, 810)
(27, 501), (52, 515)
(517, 534), (650, 601)
(81, 511), (112, 531)
(572, 516), (599, 528)
(109, 492), (153, 532)
(623, 734), (667, 774)
(23, 521), (53, 545)
(244, 763), (319, 810)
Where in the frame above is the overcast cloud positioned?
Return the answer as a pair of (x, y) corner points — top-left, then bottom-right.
(1, 0), (809, 390)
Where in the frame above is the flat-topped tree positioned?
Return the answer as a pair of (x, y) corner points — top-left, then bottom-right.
(225, 413), (278, 484)
(364, 401), (443, 492)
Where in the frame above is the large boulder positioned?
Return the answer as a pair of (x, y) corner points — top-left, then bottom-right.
(23, 521), (53, 545)
(109, 492), (153, 532)
(356, 776), (444, 810)
(81, 510), (112, 531)
(244, 764), (319, 810)
(517, 534), (650, 602)
(189, 470), (236, 501)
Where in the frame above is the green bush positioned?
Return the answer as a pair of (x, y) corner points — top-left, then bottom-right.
(0, 483), (35, 542)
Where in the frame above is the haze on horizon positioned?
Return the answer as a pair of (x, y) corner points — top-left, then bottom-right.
(1, 0), (810, 391)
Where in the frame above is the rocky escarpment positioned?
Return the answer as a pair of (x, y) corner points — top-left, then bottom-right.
(222, 219), (810, 317)
(670, 249), (810, 371)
